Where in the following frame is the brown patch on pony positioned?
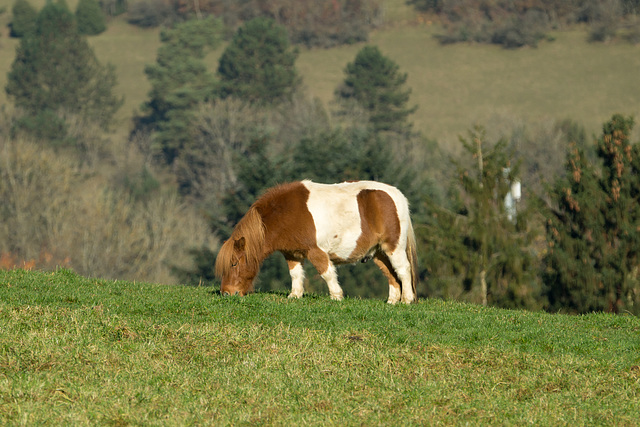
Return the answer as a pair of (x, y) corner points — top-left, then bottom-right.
(307, 247), (331, 275)
(373, 255), (402, 294)
(214, 207), (265, 279)
(253, 182), (317, 258)
(349, 189), (401, 260)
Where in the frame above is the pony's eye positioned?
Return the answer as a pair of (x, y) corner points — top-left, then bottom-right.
(231, 260), (238, 267)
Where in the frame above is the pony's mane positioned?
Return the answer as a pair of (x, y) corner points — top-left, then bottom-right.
(254, 181), (301, 207)
(214, 207), (266, 278)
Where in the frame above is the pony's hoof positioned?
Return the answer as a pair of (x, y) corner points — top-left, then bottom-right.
(330, 293), (343, 301)
(387, 299), (399, 305)
(288, 292), (302, 299)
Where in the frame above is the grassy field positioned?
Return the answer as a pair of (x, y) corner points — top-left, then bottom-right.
(1, 268), (639, 425)
(1, 2), (640, 147)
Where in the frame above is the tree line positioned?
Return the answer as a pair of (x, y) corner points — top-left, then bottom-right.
(2, 1), (639, 314)
(9, 0), (383, 48)
(410, 0), (640, 47)
(10, 0), (640, 49)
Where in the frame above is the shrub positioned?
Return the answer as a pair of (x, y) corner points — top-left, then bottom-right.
(0, 134), (215, 284)
(127, 0), (172, 28)
(100, 0), (127, 16)
(588, 22), (618, 42)
(491, 10), (550, 49)
(623, 20), (640, 43)
(9, 0), (37, 37)
(76, 0), (107, 35)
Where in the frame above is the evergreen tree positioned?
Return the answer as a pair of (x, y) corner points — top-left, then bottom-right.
(5, 0), (122, 142)
(217, 17), (300, 105)
(141, 16), (221, 164)
(544, 114), (640, 313)
(76, 0), (107, 35)
(9, 0), (37, 38)
(335, 45), (417, 133)
(291, 128), (386, 183)
(422, 127), (542, 309)
(460, 128), (541, 308)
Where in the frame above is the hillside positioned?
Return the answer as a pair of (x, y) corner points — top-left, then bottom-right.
(1, 269), (639, 424)
(1, 4), (640, 147)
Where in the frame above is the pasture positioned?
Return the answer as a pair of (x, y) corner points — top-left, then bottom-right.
(1, 269), (639, 425)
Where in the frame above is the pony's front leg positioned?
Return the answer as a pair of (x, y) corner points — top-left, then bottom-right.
(287, 260), (305, 299)
(308, 248), (343, 301)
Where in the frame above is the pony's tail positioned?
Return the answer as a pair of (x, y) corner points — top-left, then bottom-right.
(406, 219), (418, 303)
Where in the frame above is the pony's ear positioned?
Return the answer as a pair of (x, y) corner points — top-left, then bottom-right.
(233, 237), (246, 252)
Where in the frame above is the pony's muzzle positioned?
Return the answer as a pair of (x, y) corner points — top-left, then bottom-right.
(221, 290), (241, 296)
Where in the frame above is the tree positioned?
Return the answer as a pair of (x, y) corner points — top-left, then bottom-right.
(9, 0), (37, 38)
(217, 17), (300, 105)
(173, 99), (265, 201)
(140, 16), (221, 164)
(127, 0), (172, 28)
(76, 0), (107, 35)
(335, 45), (417, 133)
(5, 0), (122, 142)
(421, 127), (543, 309)
(544, 114), (640, 314)
(100, 0), (128, 17)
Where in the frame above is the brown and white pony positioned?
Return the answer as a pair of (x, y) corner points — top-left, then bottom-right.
(214, 180), (418, 304)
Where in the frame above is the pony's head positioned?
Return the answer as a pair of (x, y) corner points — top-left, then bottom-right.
(214, 208), (265, 296)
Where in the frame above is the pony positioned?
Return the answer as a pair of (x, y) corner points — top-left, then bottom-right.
(214, 180), (418, 304)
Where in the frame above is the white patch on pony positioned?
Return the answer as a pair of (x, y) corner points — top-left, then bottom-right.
(288, 262), (305, 299)
(303, 180), (411, 259)
(321, 262), (343, 301)
(388, 249), (415, 303)
(303, 181), (362, 261)
(387, 284), (402, 304)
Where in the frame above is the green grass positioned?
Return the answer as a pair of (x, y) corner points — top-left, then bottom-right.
(1, 269), (639, 425)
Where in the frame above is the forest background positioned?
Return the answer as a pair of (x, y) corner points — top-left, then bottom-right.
(1, 0), (640, 314)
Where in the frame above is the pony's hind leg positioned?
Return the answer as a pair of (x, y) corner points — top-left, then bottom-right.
(373, 255), (402, 304)
(287, 260), (305, 299)
(307, 248), (343, 301)
(387, 249), (415, 304)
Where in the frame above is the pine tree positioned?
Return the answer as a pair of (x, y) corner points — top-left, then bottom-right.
(217, 17), (300, 105)
(9, 0), (37, 38)
(335, 45), (417, 133)
(544, 142), (604, 312)
(76, 0), (107, 35)
(459, 128), (541, 308)
(141, 16), (221, 164)
(422, 127), (542, 309)
(6, 0), (122, 142)
(544, 114), (640, 313)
